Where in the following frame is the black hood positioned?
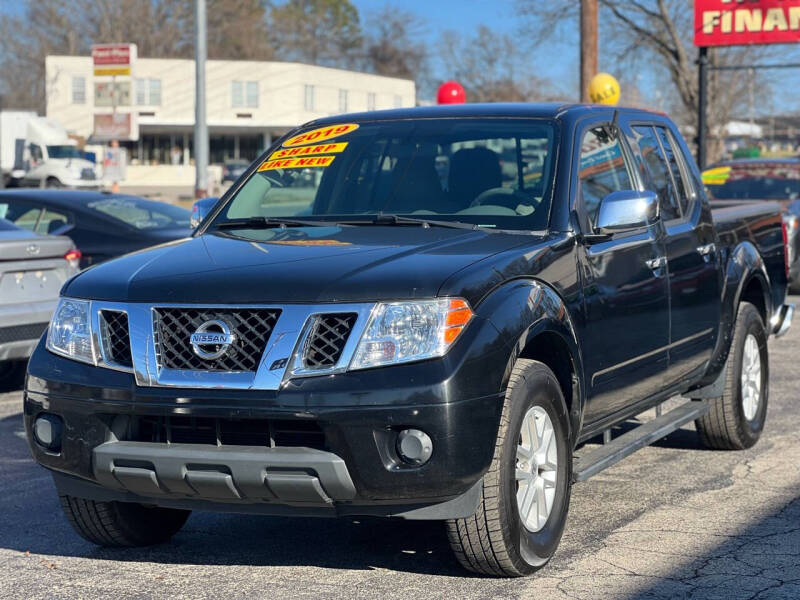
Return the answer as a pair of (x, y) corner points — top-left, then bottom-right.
(64, 225), (536, 305)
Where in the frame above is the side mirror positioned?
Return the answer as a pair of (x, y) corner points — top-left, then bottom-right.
(191, 197), (218, 228)
(595, 190), (659, 235)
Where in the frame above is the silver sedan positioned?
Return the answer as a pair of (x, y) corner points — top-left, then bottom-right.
(0, 218), (78, 382)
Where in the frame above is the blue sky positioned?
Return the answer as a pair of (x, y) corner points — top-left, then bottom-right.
(352, 0), (800, 116)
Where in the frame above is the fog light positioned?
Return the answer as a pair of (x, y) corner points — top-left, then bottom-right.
(396, 429), (433, 465)
(34, 414), (63, 452)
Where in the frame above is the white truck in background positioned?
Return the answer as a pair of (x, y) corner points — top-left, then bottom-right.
(0, 111), (100, 189)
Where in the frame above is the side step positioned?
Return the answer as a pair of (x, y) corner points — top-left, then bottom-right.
(572, 400), (710, 483)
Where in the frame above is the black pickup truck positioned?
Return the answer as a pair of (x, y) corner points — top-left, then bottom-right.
(25, 104), (793, 577)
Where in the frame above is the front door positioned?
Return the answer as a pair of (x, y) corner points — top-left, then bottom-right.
(576, 123), (671, 425)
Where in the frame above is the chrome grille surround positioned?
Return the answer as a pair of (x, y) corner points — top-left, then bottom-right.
(85, 301), (375, 390)
(98, 309), (133, 368)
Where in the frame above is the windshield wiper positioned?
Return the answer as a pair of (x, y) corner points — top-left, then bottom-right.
(212, 216), (342, 230)
(342, 214), (480, 231)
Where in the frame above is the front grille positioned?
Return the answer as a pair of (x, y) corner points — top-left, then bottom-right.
(80, 168), (96, 180)
(125, 415), (326, 450)
(154, 308), (280, 372)
(99, 310), (132, 367)
(0, 322), (48, 345)
(302, 313), (357, 369)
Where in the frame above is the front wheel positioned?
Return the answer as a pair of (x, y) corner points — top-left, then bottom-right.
(695, 301), (768, 450)
(446, 359), (572, 577)
(60, 495), (190, 547)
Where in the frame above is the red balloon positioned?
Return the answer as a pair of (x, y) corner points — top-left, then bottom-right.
(437, 81), (466, 104)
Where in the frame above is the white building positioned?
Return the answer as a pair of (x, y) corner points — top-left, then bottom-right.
(45, 55), (415, 166)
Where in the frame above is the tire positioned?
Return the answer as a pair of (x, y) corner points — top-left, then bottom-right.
(45, 177), (62, 188)
(446, 359), (572, 577)
(695, 301), (768, 450)
(59, 495), (190, 547)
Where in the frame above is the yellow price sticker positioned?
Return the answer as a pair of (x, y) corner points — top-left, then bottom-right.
(269, 142), (348, 161)
(283, 123), (359, 148)
(257, 155), (336, 171)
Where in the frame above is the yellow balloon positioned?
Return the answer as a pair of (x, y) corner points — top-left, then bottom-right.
(588, 73), (620, 106)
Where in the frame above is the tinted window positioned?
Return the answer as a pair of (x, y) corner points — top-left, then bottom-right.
(0, 201), (41, 231)
(216, 119), (558, 231)
(36, 208), (71, 235)
(87, 197), (191, 230)
(632, 125), (680, 221)
(578, 127), (633, 225)
(654, 126), (690, 216)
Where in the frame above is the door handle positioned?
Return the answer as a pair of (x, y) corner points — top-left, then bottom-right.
(697, 243), (716, 262)
(646, 256), (667, 271)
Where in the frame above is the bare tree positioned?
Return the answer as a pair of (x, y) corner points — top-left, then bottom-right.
(438, 26), (558, 103)
(268, 0), (362, 68)
(0, 0), (273, 113)
(361, 6), (429, 90)
(516, 0), (784, 161)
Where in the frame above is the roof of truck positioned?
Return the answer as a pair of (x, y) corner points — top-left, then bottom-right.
(307, 102), (669, 126)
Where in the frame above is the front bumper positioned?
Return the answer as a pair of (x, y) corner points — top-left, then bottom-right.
(25, 333), (509, 518)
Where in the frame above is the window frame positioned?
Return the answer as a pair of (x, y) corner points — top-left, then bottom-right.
(71, 76), (86, 104)
(628, 121), (684, 224)
(304, 84), (315, 111)
(573, 119), (638, 235)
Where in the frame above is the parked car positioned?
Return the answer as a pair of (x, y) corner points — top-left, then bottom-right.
(703, 158), (800, 290)
(25, 105), (792, 577)
(222, 159), (250, 183)
(0, 190), (191, 268)
(0, 218), (79, 383)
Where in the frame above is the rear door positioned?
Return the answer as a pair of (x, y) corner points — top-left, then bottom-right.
(577, 120), (671, 425)
(629, 123), (720, 382)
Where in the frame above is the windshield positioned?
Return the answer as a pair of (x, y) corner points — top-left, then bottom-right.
(46, 145), (83, 160)
(87, 197), (191, 230)
(211, 119), (557, 231)
(704, 163), (800, 201)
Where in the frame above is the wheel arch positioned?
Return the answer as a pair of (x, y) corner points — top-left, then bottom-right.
(694, 240), (771, 389)
(475, 278), (585, 442)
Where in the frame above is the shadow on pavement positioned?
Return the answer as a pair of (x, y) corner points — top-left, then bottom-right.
(617, 495), (800, 599)
(0, 411), (465, 576)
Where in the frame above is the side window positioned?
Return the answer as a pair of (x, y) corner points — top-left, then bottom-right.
(631, 125), (680, 221)
(578, 127), (633, 225)
(2, 202), (42, 231)
(654, 126), (691, 217)
(36, 209), (71, 235)
(29, 143), (43, 164)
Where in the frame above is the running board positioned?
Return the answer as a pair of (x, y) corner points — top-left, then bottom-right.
(572, 400), (710, 483)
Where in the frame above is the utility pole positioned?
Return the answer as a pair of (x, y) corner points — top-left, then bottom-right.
(194, 0), (209, 198)
(580, 0), (598, 103)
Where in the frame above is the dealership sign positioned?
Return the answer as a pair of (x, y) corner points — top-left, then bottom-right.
(91, 43), (137, 76)
(695, 0), (800, 46)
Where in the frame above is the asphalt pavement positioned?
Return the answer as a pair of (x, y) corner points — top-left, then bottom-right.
(1, 299), (799, 599)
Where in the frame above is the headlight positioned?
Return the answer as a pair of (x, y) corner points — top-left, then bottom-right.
(350, 298), (473, 370)
(46, 298), (95, 364)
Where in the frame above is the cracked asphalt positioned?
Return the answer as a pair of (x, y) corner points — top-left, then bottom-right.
(1, 298), (798, 599)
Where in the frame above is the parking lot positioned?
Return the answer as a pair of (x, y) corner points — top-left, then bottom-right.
(0, 298), (795, 600)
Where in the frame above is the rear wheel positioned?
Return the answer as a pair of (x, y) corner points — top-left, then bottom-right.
(45, 177), (63, 188)
(695, 301), (768, 450)
(59, 495), (190, 547)
(446, 359), (572, 577)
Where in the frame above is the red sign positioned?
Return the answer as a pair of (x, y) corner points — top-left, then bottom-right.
(91, 44), (133, 66)
(695, 0), (800, 47)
